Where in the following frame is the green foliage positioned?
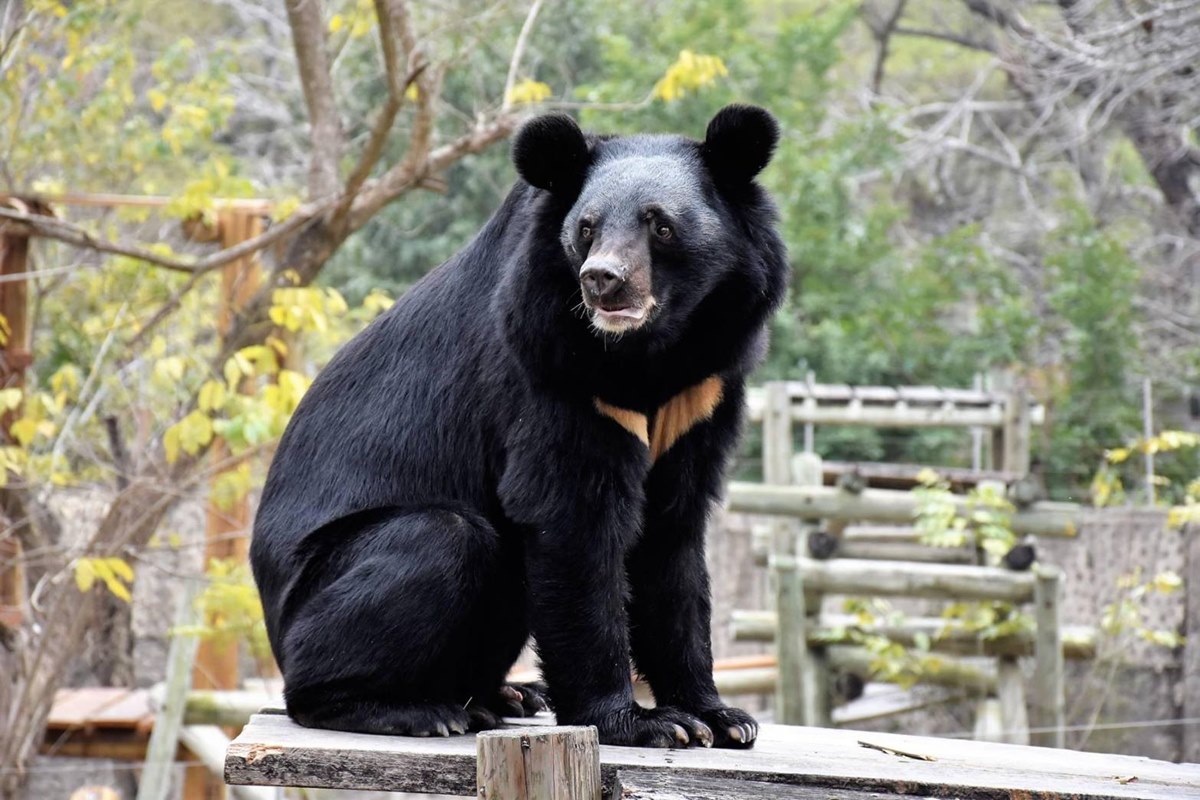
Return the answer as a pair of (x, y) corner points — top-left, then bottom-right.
(175, 558), (273, 667)
(1040, 204), (1143, 496)
(1100, 568), (1185, 650)
(913, 469), (1017, 557)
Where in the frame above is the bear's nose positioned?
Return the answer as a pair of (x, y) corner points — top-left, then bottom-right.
(580, 263), (625, 302)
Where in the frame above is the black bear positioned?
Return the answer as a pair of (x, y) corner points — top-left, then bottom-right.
(251, 105), (788, 749)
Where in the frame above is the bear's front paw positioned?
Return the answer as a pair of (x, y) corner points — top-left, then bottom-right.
(592, 704), (713, 748)
(694, 705), (758, 749)
(485, 682), (553, 718)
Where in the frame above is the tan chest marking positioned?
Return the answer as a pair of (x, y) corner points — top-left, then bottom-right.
(594, 399), (650, 447)
(594, 376), (724, 462)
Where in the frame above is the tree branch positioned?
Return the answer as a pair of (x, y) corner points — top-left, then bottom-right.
(893, 25), (997, 54)
(502, 0), (547, 112)
(867, 0), (909, 96)
(285, 0), (345, 199)
(331, 0), (426, 230)
(0, 197), (332, 275)
(349, 113), (520, 228)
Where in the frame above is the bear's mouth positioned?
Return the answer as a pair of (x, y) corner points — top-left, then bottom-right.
(587, 300), (654, 334)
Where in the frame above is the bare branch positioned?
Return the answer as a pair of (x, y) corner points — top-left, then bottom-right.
(502, 0), (548, 112)
(866, 0), (909, 96)
(350, 113), (520, 228)
(331, 0), (427, 229)
(893, 26), (997, 53)
(285, 0), (345, 198)
(0, 197), (332, 275)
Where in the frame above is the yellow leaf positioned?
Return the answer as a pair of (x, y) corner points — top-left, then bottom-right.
(174, 410), (214, 456)
(107, 558), (134, 583)
(147, 88), (167, 112)
(405, 83), (419, 102)
(75, 559), (96, 593)
(1106, 447), (1130, 464)
(0, 387), (22, 411)
(653, 50), (728, 102)
(198, 380), (227, 413)
(163, 424), (181, 464)
(505, 79), (552, 107)
(328, 13), (344, 33)
(271, 196), (301, 223)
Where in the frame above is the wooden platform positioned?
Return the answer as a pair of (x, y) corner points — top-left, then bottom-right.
(225, 711), (1200, 799)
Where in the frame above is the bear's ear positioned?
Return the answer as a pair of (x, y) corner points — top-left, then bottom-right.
(702, 105), (779, 186)
(512, 114), (590, 194)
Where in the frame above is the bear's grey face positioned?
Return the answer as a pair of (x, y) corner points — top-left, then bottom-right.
(561, 150), (725, 335)
(512, 105), (779, 339)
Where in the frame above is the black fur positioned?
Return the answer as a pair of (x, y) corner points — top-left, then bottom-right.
(251, 105), (789, 749)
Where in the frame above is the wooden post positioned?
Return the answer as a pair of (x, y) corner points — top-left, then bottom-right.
(0, 203), (34, 628)
(1181, 525), (1200, 763)
(1002, 374), (1032, 476)
(1031, 566), (1064, 748)
(476, 726), (601, 800)
(996, 657), (1029, 745)
(762, 382), (798, 563)
(193, 210), (264, 694)
(139, 581), (202, 800)
(762, 381), (792, 486)
(771, 555), (810, 726)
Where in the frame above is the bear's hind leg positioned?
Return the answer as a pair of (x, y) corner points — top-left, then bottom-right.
(279, 508), (521, 736)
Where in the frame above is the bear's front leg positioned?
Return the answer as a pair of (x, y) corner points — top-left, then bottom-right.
(627, 380), (759, 748)
(499, 399), (714, 748)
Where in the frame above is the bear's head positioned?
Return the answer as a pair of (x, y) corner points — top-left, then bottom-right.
(512, 105), (780, 339)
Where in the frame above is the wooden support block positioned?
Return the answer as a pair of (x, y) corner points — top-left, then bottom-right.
(476, 725), (600, 800)
(1031, 567), (1065, 748)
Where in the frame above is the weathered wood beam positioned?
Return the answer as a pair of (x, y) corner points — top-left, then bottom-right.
(769, 556), (1036, 602)
(713, 647), (996, 693)
(1030, 567), (1065, 748)
(730, 611), (1098, 659)
(726, 482), (1079, 538)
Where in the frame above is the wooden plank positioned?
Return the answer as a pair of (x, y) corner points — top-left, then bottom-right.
(225, 712), (1200, 799)
(776, 557), (1036, 603)
(725, 483), (1079, 538)
(477, 726), (600, 800)
(48, 688), (142, 730)
(615, 769), (899, 799)
(1031, 567), (1065, 748)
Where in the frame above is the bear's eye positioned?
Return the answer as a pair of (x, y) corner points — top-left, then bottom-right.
(579, 223), (593, 241)
(655, 224), (673, 241)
